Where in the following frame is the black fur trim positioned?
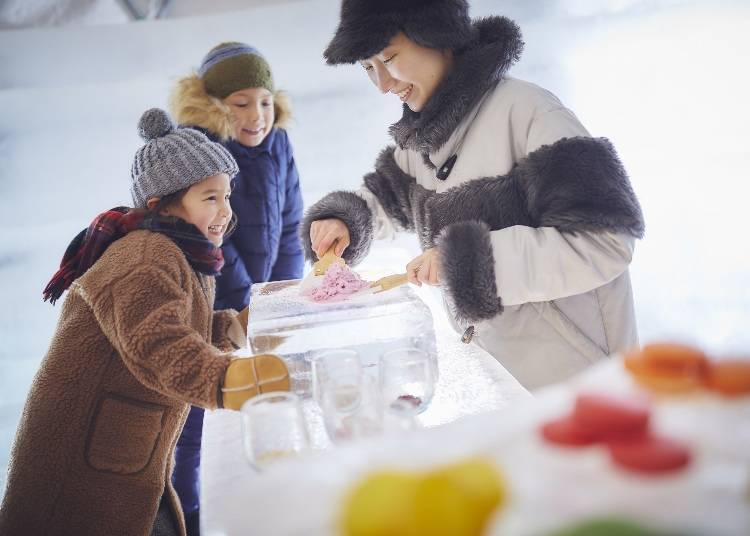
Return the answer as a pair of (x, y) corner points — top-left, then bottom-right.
(438, 221), (503, 323)
(300, 191), (373, 266)
(363, 147), (434, 248)
(522, 137), (645, 238)
(424, 137), (644, 244)
(324, 0), (473, 65)
(390, 16), (524, 154)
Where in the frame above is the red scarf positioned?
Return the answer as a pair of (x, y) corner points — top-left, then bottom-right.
(43, 207), (224, 304)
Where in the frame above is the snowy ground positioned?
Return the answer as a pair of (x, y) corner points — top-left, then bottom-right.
(1, 0), (749, 496)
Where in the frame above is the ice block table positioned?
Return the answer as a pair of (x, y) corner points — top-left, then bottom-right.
(201, 356), (750, 536)
(200, 286), (530, 535)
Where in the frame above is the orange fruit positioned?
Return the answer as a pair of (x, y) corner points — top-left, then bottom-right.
(705, 359), (750, 397)
(624, 343), (708, 393)
(639, 343), (708, 375)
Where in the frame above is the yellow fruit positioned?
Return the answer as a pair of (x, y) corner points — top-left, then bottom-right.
(340, 471), (418, 536)
(407, 472), (481, 535)
(340, 458), (505, 536)
(407, 458), (504, 536)
(436, 458), (505, 520)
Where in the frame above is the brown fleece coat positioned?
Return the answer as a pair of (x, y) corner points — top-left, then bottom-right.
(0, 230), (242, 536)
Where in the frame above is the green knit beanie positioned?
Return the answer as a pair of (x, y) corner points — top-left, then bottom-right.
(199, 42), (275, 99)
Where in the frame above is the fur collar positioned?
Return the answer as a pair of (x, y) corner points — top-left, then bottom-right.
(389, 16), (524, 154)
(170, 74), (235, 140)
(169, 75), (294, 141)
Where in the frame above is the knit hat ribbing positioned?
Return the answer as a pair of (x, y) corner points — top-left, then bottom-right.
(130, 108), (239, 209)
(199, 42), (274, 99)
(324, 0), (474, 65)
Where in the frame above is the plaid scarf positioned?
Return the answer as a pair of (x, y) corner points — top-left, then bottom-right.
(43, 206), (224, 305)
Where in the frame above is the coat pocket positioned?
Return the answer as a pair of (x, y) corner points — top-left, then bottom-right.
(85, 394), (166, 475)
(533, 294), (609, 365)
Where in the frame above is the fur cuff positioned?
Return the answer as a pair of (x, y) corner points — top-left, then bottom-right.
(438, 221), (503, 323)
(300, 191), (374, 266)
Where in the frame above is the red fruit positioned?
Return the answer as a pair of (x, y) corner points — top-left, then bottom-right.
(608, 435), (691, 474)
(572, 393), (650, 439)
(540, 416), (598, 447)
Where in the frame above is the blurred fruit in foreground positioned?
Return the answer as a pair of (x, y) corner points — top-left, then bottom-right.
(540, 392), (691, 475)
(341, 458), (505, 536)
(573, 393), (650, 439)
(624, 343), (750, 397)
(705, 359), (750, 396)
(549, 517), (671, 536)
(607, 435), (691, 474)
(624, 343), (707, 393)
(340, 472), (417, 536)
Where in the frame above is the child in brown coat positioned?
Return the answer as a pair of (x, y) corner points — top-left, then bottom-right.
(0, 108), (289, 536)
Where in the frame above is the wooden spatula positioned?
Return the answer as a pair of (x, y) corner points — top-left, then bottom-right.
(313, 243), (345, 276)
(369, 273), (409, 293)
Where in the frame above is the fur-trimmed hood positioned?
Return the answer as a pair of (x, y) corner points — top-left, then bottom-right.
(390, 16), (523, 154)
(171, 74), (236, 140)
(170, 74), (292, 141)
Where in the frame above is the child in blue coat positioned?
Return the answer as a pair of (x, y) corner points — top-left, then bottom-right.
(170, 42), (304, 534)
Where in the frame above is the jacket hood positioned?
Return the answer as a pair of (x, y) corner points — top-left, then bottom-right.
(170, 74), (294, 141)
(390, 16), (524, 155)
(170, 74), (235, 140)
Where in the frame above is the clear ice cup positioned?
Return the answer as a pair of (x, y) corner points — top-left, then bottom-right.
(379, 348), (436, 415)
(240, 392), (309, 470)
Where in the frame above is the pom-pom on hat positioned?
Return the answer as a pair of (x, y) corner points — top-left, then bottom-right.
(324, 0), (474, 65)
(130, 108), (239, 209)
(199, 42), (274, 99)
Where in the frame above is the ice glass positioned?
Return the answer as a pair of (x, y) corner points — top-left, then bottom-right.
(379, 348), (436, 415)
(382, 397), (421, 434)
(240, 392), (309, 470)
(310, 349), (363, 408)
(321, 373), (383, 443)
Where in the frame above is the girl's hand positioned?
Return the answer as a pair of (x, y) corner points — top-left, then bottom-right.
(406, 248), (441, 286)
(310, 218), (350, 258)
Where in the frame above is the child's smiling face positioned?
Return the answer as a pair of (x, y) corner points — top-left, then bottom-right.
(223, 88), (275, 147)
(157, 173), (233, 247)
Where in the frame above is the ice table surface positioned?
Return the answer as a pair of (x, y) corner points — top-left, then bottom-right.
(247, 276), (416, 319)
(201, 357), (750, 536)
(201, 286), (530, 535)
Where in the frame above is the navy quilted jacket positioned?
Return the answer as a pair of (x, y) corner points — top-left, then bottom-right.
(214, 128), (304, 310)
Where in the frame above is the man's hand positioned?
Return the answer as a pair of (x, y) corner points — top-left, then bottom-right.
(310, 218), (350, 259)
(406, 248), (441, 286)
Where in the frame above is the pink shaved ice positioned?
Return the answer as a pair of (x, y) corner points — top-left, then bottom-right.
(305, 263), (369, 302)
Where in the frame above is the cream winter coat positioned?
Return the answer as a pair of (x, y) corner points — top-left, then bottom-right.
(301, 17), (644, 389)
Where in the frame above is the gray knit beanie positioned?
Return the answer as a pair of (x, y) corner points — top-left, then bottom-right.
(130, 108), (239, 209)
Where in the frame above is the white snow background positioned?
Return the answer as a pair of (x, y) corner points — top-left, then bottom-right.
(1, 0), (749, 496)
